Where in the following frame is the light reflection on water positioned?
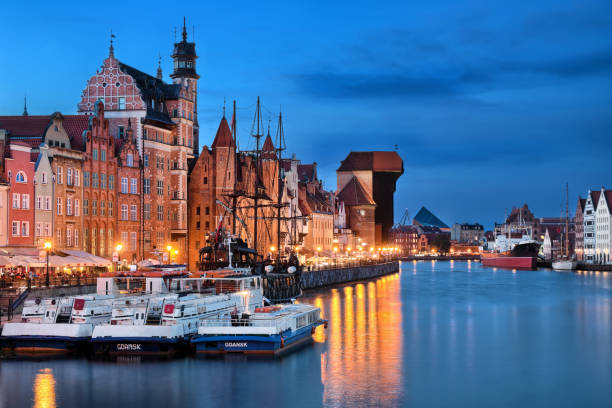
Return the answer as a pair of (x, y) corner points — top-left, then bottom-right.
(0, 262), (611, 407)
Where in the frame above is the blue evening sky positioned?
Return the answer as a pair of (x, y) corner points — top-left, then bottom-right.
(1, 0), (611, 229)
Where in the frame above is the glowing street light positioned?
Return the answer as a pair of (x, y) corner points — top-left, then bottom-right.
(43, 241), (52, 287)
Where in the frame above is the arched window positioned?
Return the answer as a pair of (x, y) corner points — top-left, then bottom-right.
(16, 171), (27, 183)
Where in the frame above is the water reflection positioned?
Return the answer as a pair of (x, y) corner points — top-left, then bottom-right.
(302, 271), (403, 407)
(33, 368), (56, 408)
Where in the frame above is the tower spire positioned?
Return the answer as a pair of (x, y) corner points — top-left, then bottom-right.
(182, 16), (187, 42)
(109, 30), (116, 58)
(156, 54), (163, 79)
(22, 96), (28, 116)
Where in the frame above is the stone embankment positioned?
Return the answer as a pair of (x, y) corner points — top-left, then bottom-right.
(301, 261), (399, 290)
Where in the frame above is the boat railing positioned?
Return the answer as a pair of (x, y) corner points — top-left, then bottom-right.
(199, 316), (291, 331)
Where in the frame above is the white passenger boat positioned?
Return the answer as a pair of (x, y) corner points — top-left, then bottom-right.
(91, 274), (264, 355)
(0, 295), (113, 353)
(552, 258), (578, 271)
(0, 271), (184, 354)
(192, 303), (327, 355)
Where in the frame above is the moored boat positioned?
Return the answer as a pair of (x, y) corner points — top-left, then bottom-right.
(91, 274), (264, 356)
(192, 303), (327, 355)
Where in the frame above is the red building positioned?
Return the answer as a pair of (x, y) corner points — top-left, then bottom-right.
(5, 143), (36, 246)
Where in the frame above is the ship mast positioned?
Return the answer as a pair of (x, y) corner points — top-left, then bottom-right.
(252, 97), (263, 255)
(275, 110), (286, 261)
(565, 183), (570, 258)
(231, 100), (238, 236)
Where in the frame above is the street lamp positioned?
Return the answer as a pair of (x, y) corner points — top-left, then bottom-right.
(44, 241), (52, 287)
(172, 249), (179, 263)
(166, 245), (173, 264)
(115, 244), (123, 272)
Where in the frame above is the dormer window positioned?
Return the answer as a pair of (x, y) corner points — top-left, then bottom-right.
(42, 172), (48, 184)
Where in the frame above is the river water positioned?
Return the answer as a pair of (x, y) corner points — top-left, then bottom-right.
(1, 261), (611, 407)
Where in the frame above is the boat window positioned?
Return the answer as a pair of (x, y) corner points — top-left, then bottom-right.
(46, 311), (50, 317)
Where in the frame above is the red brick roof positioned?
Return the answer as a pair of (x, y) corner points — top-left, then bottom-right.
(211, 116), (234, 148)
(337, 151), (403, 172)
(63, 115), (90, 151)
(261, 135), (275, 159)
(297, 164), (316, 182)
(0, 115), (50, 136)
(337, 176), (375, 206)
(590, 190), (601, 207)
(578, 197), (586, 212)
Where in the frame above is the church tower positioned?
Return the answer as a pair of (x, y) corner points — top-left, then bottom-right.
(171, 17), (200, 156)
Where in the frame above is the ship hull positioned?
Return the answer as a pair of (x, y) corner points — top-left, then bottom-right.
(0, 335), (89, 354)
(193, 325), (316, 355)
(552, 260), (577, 271)
(481, 256), (537, 269)
(91, 337), (187, 356)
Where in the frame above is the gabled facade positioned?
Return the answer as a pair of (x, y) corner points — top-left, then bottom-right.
(5, 143), (35, 246)
(574, 197), (586, 261)
(116, 120), (141, 262)
(583, 190), (600, 263)
(595, 188), (612, 264)
(34, 144), (53, 247)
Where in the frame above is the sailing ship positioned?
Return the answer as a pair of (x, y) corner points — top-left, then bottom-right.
(552, 184), (577, 271)
(196, 98), (302, 303)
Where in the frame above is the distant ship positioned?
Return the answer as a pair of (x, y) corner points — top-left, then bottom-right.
(481, 216), (540, 269)
(481, 240), (541, 269)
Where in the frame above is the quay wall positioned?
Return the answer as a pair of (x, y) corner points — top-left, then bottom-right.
(301, 261), (399, 290)
(576, 263), (612, 271)
(400, 255), (480, 261)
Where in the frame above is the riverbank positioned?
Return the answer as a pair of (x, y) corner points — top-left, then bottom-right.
(301, 261), (399, 289)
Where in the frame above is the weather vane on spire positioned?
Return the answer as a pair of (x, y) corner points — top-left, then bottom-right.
(109, 29), (116, 58)
(182, 16), (187, 42)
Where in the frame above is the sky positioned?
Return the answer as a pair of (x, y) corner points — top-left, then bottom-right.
(1, 0), (611, 229)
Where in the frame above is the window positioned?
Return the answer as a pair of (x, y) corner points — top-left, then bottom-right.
(84, 171), (90, 187)
(101, 150), (107, 162)
(205, 221), (210, 229)
(75, 169), (80, 186)
(45, 196), (51, 211)
(130, 205), (137, 221)
(57, 197), (62, 215)
(203, 177), (208, 185)
(130, 178), (137, 194)
(157, 231), (164, 246)
(121, 204), (128, 220)
(143, 128), (148, 140)
(36, 196), (42, 210)
(144, 179), (151, 195)
(101, 174), (106, 189)
(108, 201), (113, 216)
(44, 223), (51, 237)
(15, 171), (26, 183)
(144, 231), (151, 251)
(56, 167), (63, 184)
(92, 173), (98, 188)
(109, 175), (114, 190)
(74, 229), (79, 247)
(93, 149), (98, 160)
(205, 206), (210, 215)
(127, 153), (133, 167)
(144, 204), (151, 220)
(21, 194), (29, 209)
(130, 232), (137, 251)
(36, 223), (42, 237)
(12, 193), (19, 209)
(12, 221), (19, 236)
(75, 199), (80, 216)
(144, 154), (149, 167)
(67, 197), (72, 215)
(121, 177), (128, 194)
(118, 97), (126, 110)
(121, 231), (128, 247)
(100, 200), (105, 216)
(84, 199), (89, 216)
(21, 222), (29, 237)
(42, 172), (48, 184)
(92, 200), (97, 216)
(196, 207), (200, 215)
(173, 109), (178, 117)
(67, 168), (73, 185)
(66, 228), (72, 247)
(157, 205), (163, 221)
(157, 180), (163, 195)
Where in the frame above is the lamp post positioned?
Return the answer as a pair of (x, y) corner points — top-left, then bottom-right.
(44, 241), (52, 287)
(115, 244), (123, 272)
(172, 249), (179, 264)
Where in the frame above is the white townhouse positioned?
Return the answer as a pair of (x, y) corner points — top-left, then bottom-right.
(582, 190), (600, 263)
(595, 188), (612, 264)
